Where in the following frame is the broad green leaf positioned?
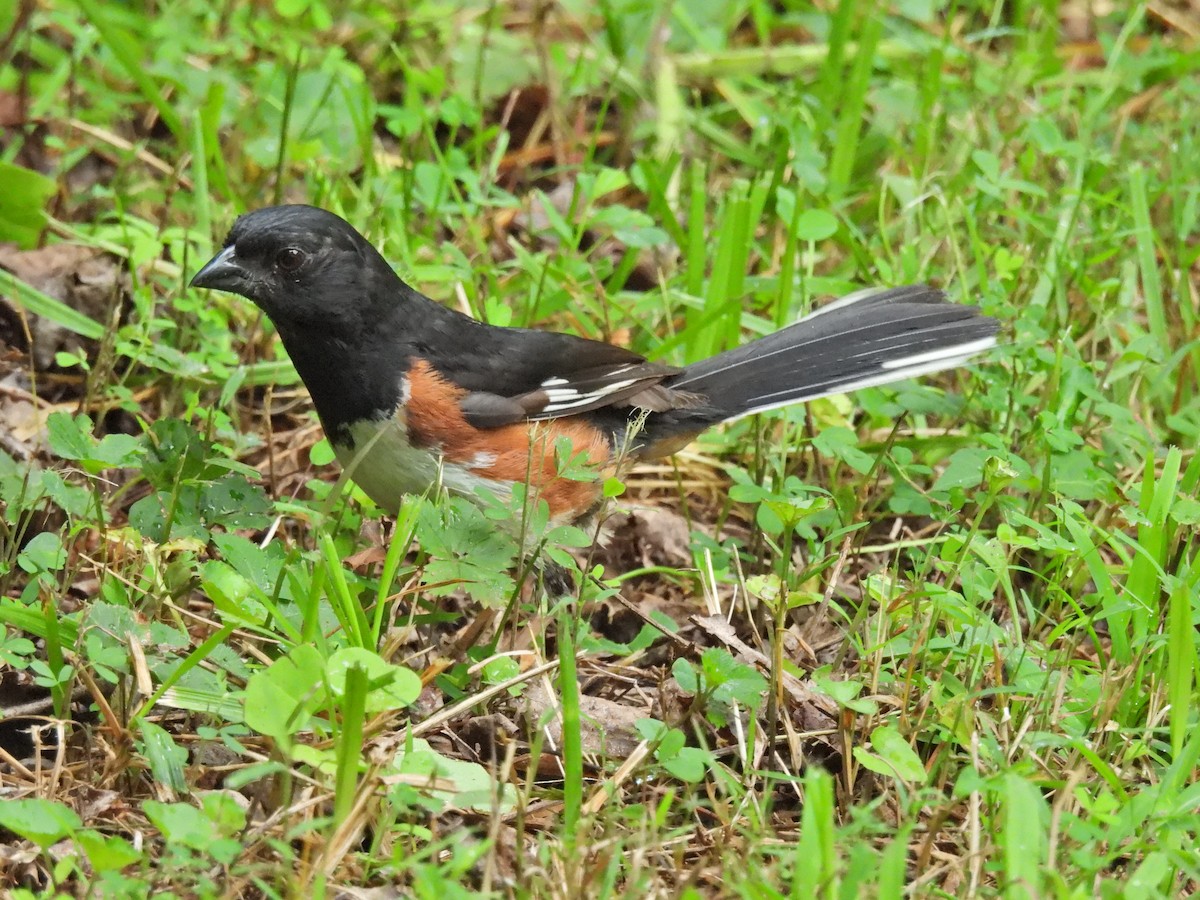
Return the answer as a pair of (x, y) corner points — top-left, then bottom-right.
(0, 798), (82, 849)
(243, 644), (326, 742)
(75, 830), (142, 871)
(326, 647), (421, 713)
(142, 800), (214, 850)
(866, 725), (928, 783)
(661, 747), (707, 782)
(17, 532), (67, 574)
(0, 162), (54, 246)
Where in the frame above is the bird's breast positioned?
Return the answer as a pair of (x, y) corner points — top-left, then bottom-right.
(332, 414), (506, 515)
(330, 360), (612, 524)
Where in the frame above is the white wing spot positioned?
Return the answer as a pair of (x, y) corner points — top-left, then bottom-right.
(541, 378), (643, 413)
(594, 378), (638, 395)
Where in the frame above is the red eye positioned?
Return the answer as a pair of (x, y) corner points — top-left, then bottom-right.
(275, 247), (306, 272)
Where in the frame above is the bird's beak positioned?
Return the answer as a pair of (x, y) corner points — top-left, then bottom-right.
(190, 245), (248, 293)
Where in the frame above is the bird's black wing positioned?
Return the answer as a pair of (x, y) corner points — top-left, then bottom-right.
(423, 326), (701, 429)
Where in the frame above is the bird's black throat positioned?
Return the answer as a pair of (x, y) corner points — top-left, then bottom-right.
(271, 322), (408, 448)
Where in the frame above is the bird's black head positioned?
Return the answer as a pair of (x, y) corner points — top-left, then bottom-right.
(190, 205), (391, 333)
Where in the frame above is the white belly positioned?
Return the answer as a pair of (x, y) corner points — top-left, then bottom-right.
(333, 416), (511, 513)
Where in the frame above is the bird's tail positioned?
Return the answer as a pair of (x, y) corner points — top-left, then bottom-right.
(669, 285), (999, 421)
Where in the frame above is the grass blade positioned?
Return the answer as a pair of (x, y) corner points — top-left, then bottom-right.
(558, 607), (583, 845)
(1129, 165), (1169, 354)
(0, 268), (105, 340)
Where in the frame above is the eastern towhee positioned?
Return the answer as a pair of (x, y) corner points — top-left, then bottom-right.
(191, 205), (998, 524)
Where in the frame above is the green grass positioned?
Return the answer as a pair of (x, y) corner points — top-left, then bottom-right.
(1, 0), (1199, 896)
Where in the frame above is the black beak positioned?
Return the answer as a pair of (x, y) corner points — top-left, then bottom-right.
(190, 245), (248, 292)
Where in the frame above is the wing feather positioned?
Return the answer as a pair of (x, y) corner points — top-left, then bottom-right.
(459, 360), (703, 428)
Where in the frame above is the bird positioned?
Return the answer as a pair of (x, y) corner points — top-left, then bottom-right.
(190, 205), (999, 527)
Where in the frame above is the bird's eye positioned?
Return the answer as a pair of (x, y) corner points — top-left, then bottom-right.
(275, 247), (306, 273)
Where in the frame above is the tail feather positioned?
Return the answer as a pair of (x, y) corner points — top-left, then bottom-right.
(671, 285), (998, 421)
